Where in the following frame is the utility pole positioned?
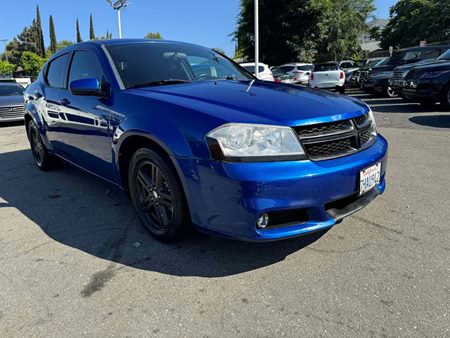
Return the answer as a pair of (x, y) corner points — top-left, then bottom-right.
(0, 39), (8, 62)
(254, 0), (259, 78)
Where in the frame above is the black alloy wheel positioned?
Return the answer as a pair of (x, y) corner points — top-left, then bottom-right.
(129, 148), (188, 242)
(28, 120), (54, 170)
(385, 86), (398, 98)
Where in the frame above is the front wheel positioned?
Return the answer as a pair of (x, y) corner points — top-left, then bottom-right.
(28, 120), (55, 171)
(128, 148), (189, 242)
(385, 86), (398, 98)
(440, 85), (450, 110)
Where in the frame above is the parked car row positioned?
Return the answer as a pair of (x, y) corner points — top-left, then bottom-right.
(354, 45), (450, 100)
(0, 80), (26, 123)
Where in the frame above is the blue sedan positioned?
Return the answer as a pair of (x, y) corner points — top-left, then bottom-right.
(24, 39), (388, 242)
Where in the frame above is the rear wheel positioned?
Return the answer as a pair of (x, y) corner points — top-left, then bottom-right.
(28, 120), (55, 171)
(337, 85), (346, 94)
(440, 85), (450, 110)
(128, 148), (189, 242)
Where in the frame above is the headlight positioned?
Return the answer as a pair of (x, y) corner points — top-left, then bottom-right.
(367, 109), (378, 135)
(420, 70), (450, 79)
(206, 123), (305, 161)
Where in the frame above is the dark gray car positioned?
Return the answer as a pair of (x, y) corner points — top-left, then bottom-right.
(0, 82), (25, 123)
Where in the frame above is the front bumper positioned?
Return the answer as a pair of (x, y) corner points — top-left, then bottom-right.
(402, 80), (443, 102)
(179, 135), (388, 241)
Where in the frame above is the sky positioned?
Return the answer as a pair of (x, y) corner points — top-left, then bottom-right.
(0, 0), (397, 56)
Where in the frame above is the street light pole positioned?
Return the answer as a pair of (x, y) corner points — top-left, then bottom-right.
(117, 10), (122, 38)
(254, 0), (259, 78)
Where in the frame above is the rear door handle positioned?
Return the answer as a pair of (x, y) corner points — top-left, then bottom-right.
(58, 98), (70, 106)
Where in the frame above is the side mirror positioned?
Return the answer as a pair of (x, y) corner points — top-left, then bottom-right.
(69, 78), (108, 97)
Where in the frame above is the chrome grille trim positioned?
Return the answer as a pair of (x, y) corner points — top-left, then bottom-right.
(0, 105), (25, 120)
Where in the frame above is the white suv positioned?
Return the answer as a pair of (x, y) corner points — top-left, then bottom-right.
(272, 63), (314, 84)
(240, 63), (274, 81)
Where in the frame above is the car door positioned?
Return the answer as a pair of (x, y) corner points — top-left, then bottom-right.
(40, 53), (71, 152)
(59, 49), (119, 181)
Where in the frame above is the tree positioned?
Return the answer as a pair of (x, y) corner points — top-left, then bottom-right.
(35, 5), (45, 57)
(381, 0), (450, 49)
(234, 0), (330, 65)
(212, 48), (226, 55)
(56, 40), (74, 51)
(90, 14), (96, 40)
(145, 32), (163, 39)
(76, 19), (82, 43)
(20, 51), (46, 77)
(5, 24), (40, 66)
(98, 30), (113, 40)
(0, 61), (15, 75)
(49, 15), (57, 54)
(318, 0), (375, 60)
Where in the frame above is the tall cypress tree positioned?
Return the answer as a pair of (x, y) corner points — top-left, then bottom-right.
(76, 19), (82, 43)
(89, 14), (96, 40)
(35, 5), (45, 57)
(49, 15), (57, 54)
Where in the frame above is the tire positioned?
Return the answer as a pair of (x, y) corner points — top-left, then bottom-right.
(128, 148), (189, 242)
(337, 85), (345, 94)
(439, 85), (450, 110)
(27, 119), (55, 171)
(385, 86), (398, 98)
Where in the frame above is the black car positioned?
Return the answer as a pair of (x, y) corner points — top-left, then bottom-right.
(390, 48), (450, 93)
(362, 45), (450, 97)
(402, 61), (450, 108)
(0, 81), (25, 123)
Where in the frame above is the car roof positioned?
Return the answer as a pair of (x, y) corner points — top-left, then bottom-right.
(396, 45), (450, 52)
(47, 39), (212, 61)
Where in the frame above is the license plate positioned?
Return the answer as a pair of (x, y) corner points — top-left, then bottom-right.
(359, 163), (381, 195)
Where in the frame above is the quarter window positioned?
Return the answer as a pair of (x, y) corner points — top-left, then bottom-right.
(68, 50), (105, 84)
(46, 54), (70, 88)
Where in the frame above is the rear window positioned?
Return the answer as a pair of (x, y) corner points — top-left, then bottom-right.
(276, 66), (295, 73)
(314, 64), (339, 72)
(297, 65), (313, 71)
(0, 83), (24, 96)
(243, 65), (265, 73)
(46, 53), (69, 88)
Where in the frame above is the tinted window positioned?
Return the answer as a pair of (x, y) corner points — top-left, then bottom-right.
(422, 49), (440, 60)
(297, 65), (313, 71)
(69, 50), (105, 84)
(106, 43), (251, 88)
(242, 65), (265, 73)
(0, 83), (24, 96)
(314, 64), (339, 72)
(403, 51), (421, 63)
(340, 62), (354, 69)
(46, 54), (69, 88)
(276, 66), (295, 73)
(438, 49), (450, 61)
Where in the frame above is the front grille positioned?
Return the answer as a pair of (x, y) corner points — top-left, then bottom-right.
(0, 105), (25, 120)
(294, 115), (376, 161)
(405, 70), (420, 81)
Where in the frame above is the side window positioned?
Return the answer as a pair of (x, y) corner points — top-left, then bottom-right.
(403, 51), (421, 63)
(46, 53), (70, 88)
(68, 50), (105, 85)
(422, 49), (440, 60)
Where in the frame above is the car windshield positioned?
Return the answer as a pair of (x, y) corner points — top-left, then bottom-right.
(314, 64), (339, 72)
(297, 65), (313, 71)
(437, 49), (450, 61)
(366, 59), (384, 68)
(354, 60), (366, 67)
(0, 83), (24, 96)
(106, 42), (252, 89)
(275, 66), (296, 73)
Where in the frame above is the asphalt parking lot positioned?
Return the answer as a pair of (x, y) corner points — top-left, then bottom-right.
(0, 89), (449, 337)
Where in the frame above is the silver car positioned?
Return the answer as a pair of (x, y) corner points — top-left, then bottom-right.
(0, 81), (25, 123)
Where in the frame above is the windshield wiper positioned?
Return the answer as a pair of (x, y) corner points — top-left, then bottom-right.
(128, 79), (191, 89)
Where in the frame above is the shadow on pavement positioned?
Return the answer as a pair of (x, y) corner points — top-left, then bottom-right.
(0, 149), (327, 278)
(409, 115), (450, 128)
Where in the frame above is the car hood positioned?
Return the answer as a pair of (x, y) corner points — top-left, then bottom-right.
(409, 60), (450, 72)
(0, 95), (24, 107)
(130, 80), (368, 126)
(368, 71), (393, 79)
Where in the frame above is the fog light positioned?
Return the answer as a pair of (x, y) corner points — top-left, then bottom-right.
(256, 213), (269, 229)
